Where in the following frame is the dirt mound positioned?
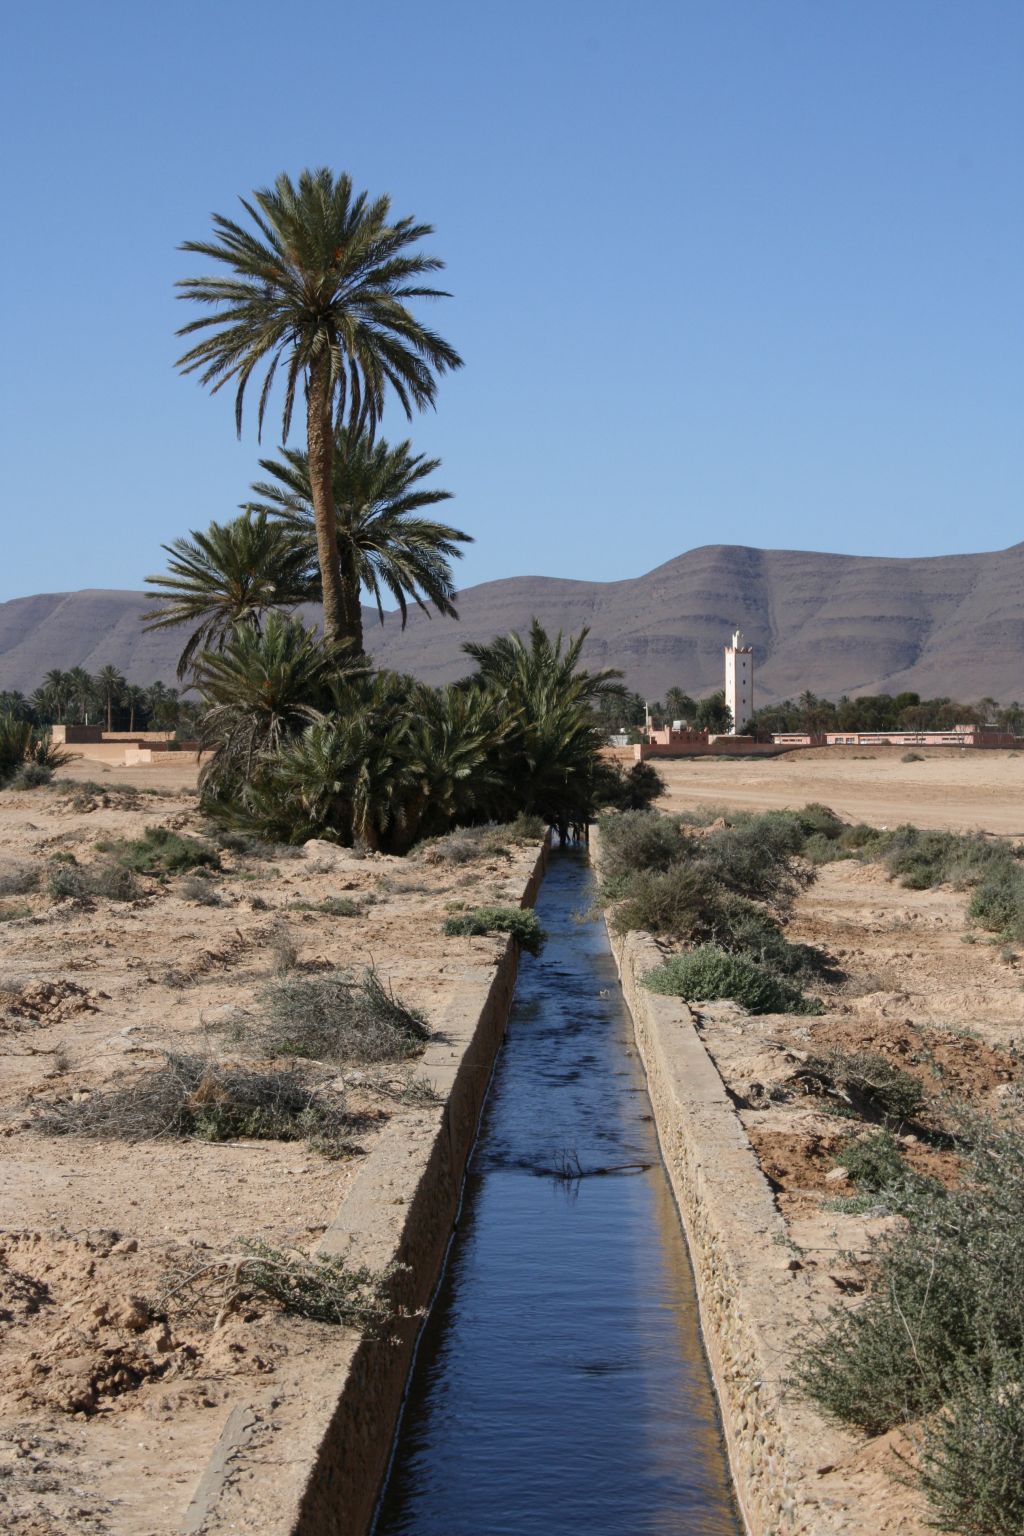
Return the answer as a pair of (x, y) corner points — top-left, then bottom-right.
(0, 981), (106, 1028)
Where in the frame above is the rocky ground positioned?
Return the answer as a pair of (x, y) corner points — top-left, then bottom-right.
(0, 757), (541, 1535)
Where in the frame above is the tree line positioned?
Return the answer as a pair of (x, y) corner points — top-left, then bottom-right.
(1, 671), (199, 734)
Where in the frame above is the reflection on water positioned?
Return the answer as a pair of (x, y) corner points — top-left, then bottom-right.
(374, 850), (740, 1536)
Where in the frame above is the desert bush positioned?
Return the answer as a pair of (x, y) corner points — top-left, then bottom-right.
(508, 812), (548, 841)
(902, 750), (925, 763)
(610, 863), (721, 940)
(644, 945), (820, 1015)
(266, 924), (298, 973)
(596, 810), (693, 882)
(833, 1128), (908, 1192)
(873, 825), (1012, 892)
(968, 863), (1024, 940)
(166, 1239), (399, 1334)
(257, 969), (429, 1063)
(799, 1047), (926, 1123)
(442, 905), (545, 954)
(11, 761), (55, 789)
(0, 902), (31, 922)
(418, 823), (512, 865)
(36, 1054), (354, 1154)
(46, 860), (142, 904)
(798, 1111), (1024, 1534)
(289, 895), (361, 917)
(918, 1344), (1024, 1536)
(698, 815), (809, 904)
(0, 863), (39, 897)
(713, 894), (823, 977)
(180, 873), (222, 906)
(98, 825), (221, 876)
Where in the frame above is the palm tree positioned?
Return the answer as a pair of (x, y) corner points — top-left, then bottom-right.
(175, 167), (462, 648)
(67, 668), (96, 725)
(123, 684), (147, 733)
(248, 429), (471, 654)
(41, 669), (72, 723)
(144, 513), (315, 677)
(145, 681), (180, 731)
(194, 613), (365, 797)
(95, 665), (126, 732)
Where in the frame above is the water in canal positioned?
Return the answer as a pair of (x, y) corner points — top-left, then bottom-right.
(374, 849), (740, 1535)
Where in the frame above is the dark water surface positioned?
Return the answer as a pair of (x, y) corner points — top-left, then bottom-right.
(373, 850), (740, 1536)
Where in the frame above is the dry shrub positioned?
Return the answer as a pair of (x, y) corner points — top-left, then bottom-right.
(35, 1054), (354, 1155)
(255, 970), (429, 1063)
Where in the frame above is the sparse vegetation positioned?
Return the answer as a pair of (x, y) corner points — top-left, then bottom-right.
(832, 1128), (909, 1192)
(0, 715), (69, 786)
(35, 1054), (355, 1155)
(255, 969), (429, 1063)
(288, 895), (362, 917)
(442, 905), (545, 954)
(96, 825), (221, 876)
(798, 1111), (1024, 1535)
(644, 945), (821, 1015)
(166, 1239), (400, 1335)
(797, 1048), (926, 1124)
(902, 750), (925, 762)
(47, 860), (144, 904)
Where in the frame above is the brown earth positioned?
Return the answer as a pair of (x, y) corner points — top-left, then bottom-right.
(655, 745), (1024, 834)
(0, 756), (540, 1535)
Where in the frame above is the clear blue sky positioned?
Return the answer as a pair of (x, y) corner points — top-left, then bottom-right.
(1, 0), (1021, 602)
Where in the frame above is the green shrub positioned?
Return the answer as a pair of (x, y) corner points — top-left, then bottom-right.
(610, 863), (721, 939)
(969, 864), (1024, 940)
(418, 824), (511, 865)
(508, 812), (548, 841)
(800, 1048), (926, 1124)
(442, 905), (545, 954)
(698, 817), (807, 904)
(593, 760), (666, 812)
(257, 969), (429, 1063)
(98, 825), (221, 875)
(11, 761), (55, 789)
(644, 945), (820, 1014)
(918, 1345), (1024, 1536)
(289, 895), (361, 917)
(798, 1111), (1024, 1534)
(834, 1128), (908, 1192)
(596, 810), (693, 881)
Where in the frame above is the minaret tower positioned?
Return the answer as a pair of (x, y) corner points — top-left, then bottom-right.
(724, 629), (753, 734)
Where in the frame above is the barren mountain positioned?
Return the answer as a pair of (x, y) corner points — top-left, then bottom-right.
(2, 542), (1023, 705)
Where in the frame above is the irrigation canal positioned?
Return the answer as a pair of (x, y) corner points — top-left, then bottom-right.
(373, 848), (740, 1535)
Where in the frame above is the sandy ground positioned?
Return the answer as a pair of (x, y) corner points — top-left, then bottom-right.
(637, 759), (1024, 1533)
(0, 756), (540, 1535)
(655, 746), (1024, 835)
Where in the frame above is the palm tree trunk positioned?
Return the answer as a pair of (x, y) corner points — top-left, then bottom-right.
(106, 695), (113, 733)
(306, 350), (347, 649)
(338, 549), (365, 656)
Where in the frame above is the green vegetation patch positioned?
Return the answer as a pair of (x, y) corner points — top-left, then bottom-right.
(442, 905), (545, 954)
(798, 1111), (1024, 1536)
(97, 825), (221, 876)
(644, 945), (821, 1015)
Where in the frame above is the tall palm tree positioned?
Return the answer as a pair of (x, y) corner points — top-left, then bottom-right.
(175, 167), (462, 648)
(95, 665), (126, 733)
(248, 429), (471, 654)
(41, 669), (72, 724)
(123, 684), (147, 733)
(144, 512), (315, 677)
(67, 668), (96, 726)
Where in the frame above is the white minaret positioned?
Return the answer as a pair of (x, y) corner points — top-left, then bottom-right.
(724, 629), (753, 734)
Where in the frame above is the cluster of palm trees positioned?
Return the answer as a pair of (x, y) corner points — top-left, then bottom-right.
(143, 165), (648, 848)
(3, 671), (195, 733)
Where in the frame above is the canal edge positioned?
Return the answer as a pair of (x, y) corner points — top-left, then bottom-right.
(180, 837), (550, 1536)
(591, 827), (868, 1536)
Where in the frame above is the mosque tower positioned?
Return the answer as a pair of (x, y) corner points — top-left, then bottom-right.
(724, 629), (753, 735)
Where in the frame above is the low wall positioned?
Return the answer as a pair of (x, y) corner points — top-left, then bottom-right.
(182, 841), (549, 1536)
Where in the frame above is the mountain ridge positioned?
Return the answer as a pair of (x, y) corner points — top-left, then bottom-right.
(2, 541), (1022, 706)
